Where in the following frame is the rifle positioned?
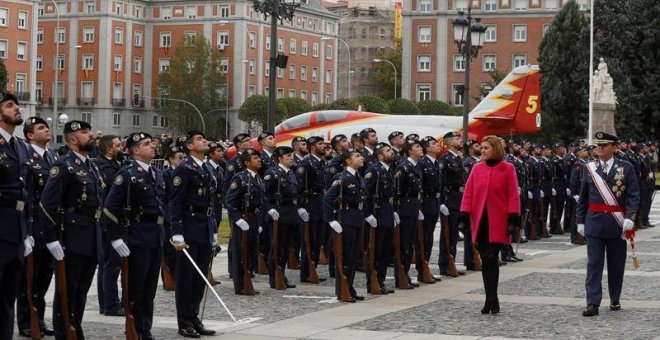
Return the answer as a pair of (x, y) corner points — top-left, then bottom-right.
(319, 246), (328, 265)
(161, 257), (176, 290)
(25, 172), (42, 340)
(334, 175), (352, 301)
(441, 215), (459, 277)
(121, 176), (138, 340)
(240, 172), (255, 293)
(563, 195), (573, 234)
(516, 207), (530, 253)
(302, 164), (320, 283)
(367, 170), (381, 294)
(271, 174), (287, 289)
(288, 245), (300, 269)
(257, 250), (268, 274)
(56, 165), (77, 340)
(540, 195), (550, 238)
(416, 219), (436, 283)
(527, 197), (539, 240)
(392, 171), (410, 289)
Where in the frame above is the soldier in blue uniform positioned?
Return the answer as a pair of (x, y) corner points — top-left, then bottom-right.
(636, 143), (654, 229)
(577, 132), (640, 317)
(17, 117), (57, 337)
(463, 140), (481, 175)
(225, 148), (268, 293)
(525, 145), (544, 240)
(387, 131), (405, 164)
(168, 130), (218, 338)
(350, 133), (363, 151)
(261, 146), (305, 289)
(363, 142), (397, 294)
(394, 140), (424, 287)
(323, 148), (367, 302)
(568, 145), (588, 245)
(204, 141), (225, 281)
(296, 137), (326, 283)
(292, 136), (308, 168)
(439, 131), (468, 275)
(502, 140), (525, 261)
(40, 120), (105, 339)
(0, 92), (31, 338)
(323, 134), (349, 275)
(549, 142), (568, 234)
(161, 145), (184, 289)
(258, 132), (276, 177)
(540, 145), (553, 238)
(359, 128), (378, 174)
(103, 132), (165, 340)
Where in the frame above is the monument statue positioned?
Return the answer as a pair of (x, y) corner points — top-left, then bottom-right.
(592, 58), (617, 104)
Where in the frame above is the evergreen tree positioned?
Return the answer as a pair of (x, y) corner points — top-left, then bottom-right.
(0, 59), (7, 92)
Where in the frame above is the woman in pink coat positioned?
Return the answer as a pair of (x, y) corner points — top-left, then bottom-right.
(459, 136), (521, 314)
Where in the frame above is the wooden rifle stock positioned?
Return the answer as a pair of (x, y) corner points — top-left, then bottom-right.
(303, 222), (320, 283)
(272, 220), (287, 290)
(240, 230), (255, 294)
(257, 251), (268, 274)
(527, 198), (539, 240)
(161, 257), (175, 291)
(540, 197), (550, 237)
(56, 260), (77, 340)
(120, 258), (139, 340)
(367, 226), (380, 294)
(551, 194), (562, 234)
(26, 252), (42, 340)
(416, 220), (436, 283)
(319, 246), (328, 265)
(392, 225), (410, 288)
(288, 245), (300, 269)
(441, 215), (459, 277)
(359, 222), (367, 272)
(333, 232), (352, 301)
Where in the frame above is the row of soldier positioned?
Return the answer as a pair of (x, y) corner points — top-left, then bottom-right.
(1, 90), (658, 339)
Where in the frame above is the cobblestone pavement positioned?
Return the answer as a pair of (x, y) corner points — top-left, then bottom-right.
(14, 197), (660, 339)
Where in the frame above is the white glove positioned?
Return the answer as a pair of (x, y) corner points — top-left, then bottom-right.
(393, 212), (400, 225)
(566, 188), (571, 196)
(170, 234), (187, 251)
(212, 233), (218, 247)
(365, 215), (377, 228)
(24, 236), (34, 257)
(440, 204), (449, 216)
(552, 188), (557, 196)
(649, 172), (654, 180)
(258, 226), (263, 234)
(528, 191), (533, 199)
(268, 209), (280, 220)
(329, 221), (342, 233)
(297, 208), (310, 222)
(46, 241), (64, 261)
(577, 224), (585, 236)
(418, 211), (424, 221)
(623, 219), (634, 231)
(540, 190), (545, 198)
(111, 239), (131, 257)
(236, 219), (250, 231)
(573, 195), (579, 202)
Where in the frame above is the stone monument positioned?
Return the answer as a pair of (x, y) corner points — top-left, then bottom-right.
(591, 58), (617, 135)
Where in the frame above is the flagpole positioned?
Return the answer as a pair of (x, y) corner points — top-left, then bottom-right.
(587, 0), (594, 145)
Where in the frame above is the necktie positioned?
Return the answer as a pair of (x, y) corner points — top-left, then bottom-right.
(149, 166), (156, 180)
(44, 151), (51, 166)
(9, 137), (18, 156)
(85, 158), (92, 169)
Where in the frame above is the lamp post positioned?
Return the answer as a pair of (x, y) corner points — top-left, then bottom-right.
(51, 0), (60, 144)
(452, 8), (486, 151)
(252, 0), (299, 132)
(223, 60), (248, 138)
(322, 37), (351, 98)
(373, 58), (397, 99)
(218, 21), (251, 101)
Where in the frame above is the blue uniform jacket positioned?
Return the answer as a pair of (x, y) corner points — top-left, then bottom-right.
(26, 146), (58, 246)
(324, 155), (344, 189)
(394, 159), (422, 218)
(0, 135), (29, 244)
(419, 155), (441, 217)
(225, 170), (266, 228)
(296, 154), (325, 215)
(364, 161), (395, 229)
(439, 152), (465, 211)
(323, 170), (366, 227)
(576, 159), (640, 239)
(262, 166), (300, 225)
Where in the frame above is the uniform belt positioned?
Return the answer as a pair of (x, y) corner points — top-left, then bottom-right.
(0, 199), (25, 211)
(188, 206), (213, 216)
(343, 203), (363, 210)
(278, 199), (298, 206)
(67, 206), (101, 219)
(133, 213), (163, 224)
(589, 203), (627, 213)
(447, 185), (464, 192)
(422, 193), (441, 199)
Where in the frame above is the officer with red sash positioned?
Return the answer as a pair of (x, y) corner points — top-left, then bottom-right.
(576, 131), (640, 317)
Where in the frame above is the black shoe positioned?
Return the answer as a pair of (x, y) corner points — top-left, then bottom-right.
(319, 277), (327, 282)
(610, 301), (621, 311)
(178, 327), (201, 338)
(194, 324), (216, 336)
(465, 266), (476, 271)
(512, 256), (523, 262)
(432, 275), (442, 281)
(457, 270), (466, 275)
(409, 281), (420, 287)
(498, 260), (507, 266)
(42, 326), (55, 336)
(380, 287), (395, 294)
(490, 299), (500, 314)
(519, 238), (528, 243)
(337, 296), (356, 303)
(353, 294), (365, 301)
(142, 331), (156, 340)
(481, 300), (491, 314)
(286, 282), (297, 288)
(104, 308), (125, 317)
(502, 256), (517, 263)
(582, 305), (599, 317)
(18, 329), (31, 338)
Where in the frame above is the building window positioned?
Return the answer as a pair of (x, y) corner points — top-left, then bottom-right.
(300, 91), (307, 100)
(82, 112), (91, 123)
(290, 39), (297, 54)
(132, 114), (140, 127)
(220, 5), (230, 18)
(277, 88), (284, 99)
(418, 26), (432, 43)
(37, 29), (44, 44)
(249, 59), (255, 74)
(36, 55), (43, 70)
(160, 33), (171, 47)
(513, 25), (527, 42)
(289, 65), (296, 79)
(485, 0), (497, 11)
(513, 54), (527, 68)
(543, 24), (552, 36)
(218, 31), (230, 47)
(278, 37), (285, 52)
(514, 0), (527, 11)
(312, 68), (318, 82)
(220, 58), (229, 73)
(453, 54), (465, 72)
(576, 0), (588, 10)
(81, 82), (93, 102)
(186, 5), (196, 19)
(55, 54), (65, 70)
(115, 2), (123, 15)
(86, 1), (95, 14)
(18, 11), (27, 29)
(115, 27), (124, 44)
(300, 66), (307, 81)
(325, 93), (332, 104)
(114, 55), (122, 71)
(38, 5), (44, 16)
(83, 27), (95, 43)
(83, 54), (94, 70)
(113, 83), (123, 100)
(545, 0), (558, 9)
(152, 115), (159, 128)
(455, 0), (468, 11)
(288, 89), (296, 98)
(161, 7), (172, 19)
(159, 59), (170, 73)
(417, 84), (431, 101)
(483, 54), (496, 71)
(15, 74), (26, 94)
(35, 82), (43, 103)
(420, 0), (432, 12)
(248, 86), (256, 97)
(311, 92), (318, 106)
(0, 9), (7, 27)
(312, 42), (319, 57)
(325, 69), (332, 84)
(134, 31), (143, 47)
(133, 57), (142, 73)
(277, 67), (284, 79)
(113, 113), (121, 126)
(326, 45), (333, 59)
(301, 41), (308, 55)
(56, 28), (66, 43)
(16, 42), (27, 60)
(265, 35), (271, 50)
(249, 32), (256, 48)
(418, 55), (431, 72)
(452, 84), (464, 106)
(485, 25), (497, 42)
(0, 40), (6, 59)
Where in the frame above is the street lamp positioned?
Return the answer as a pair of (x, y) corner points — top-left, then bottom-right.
(252, 0), (299, 132)
(142, 95), (206, 133)
(322, 37), (351, 98)
(218, 21), (251, 101)
(452, 8), (486, 151)
(373, 58), (397, 99)
(51, 0), (60, 144)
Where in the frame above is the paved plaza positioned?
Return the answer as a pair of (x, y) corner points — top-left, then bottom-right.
(16, 196), (660, 339)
